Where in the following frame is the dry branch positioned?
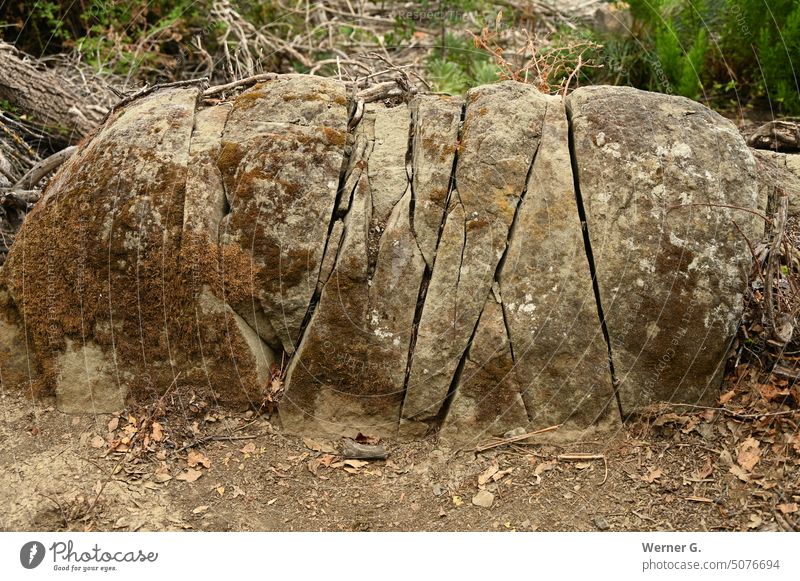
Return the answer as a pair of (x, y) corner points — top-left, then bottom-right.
(475, 424), (562, 452)
(0, 42), (115, 142)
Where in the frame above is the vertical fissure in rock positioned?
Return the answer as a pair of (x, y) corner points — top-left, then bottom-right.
(407, 103), (418, 241)
(438, 105), (544, 427)
(400, 101), (466, 422)
(493, 102), (546, 376)
(214, 106), (236, 247)
(291, 96), (363, 354)
(565, 101), (624, 422)
(435, 304), (483, 427)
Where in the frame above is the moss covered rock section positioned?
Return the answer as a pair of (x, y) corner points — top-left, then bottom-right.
(0, 77), (763, 444)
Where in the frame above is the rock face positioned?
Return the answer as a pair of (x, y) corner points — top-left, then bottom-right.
(0, 76), (763, 443)
(567, 85), (764, 414)
(282, 102), (425, 436)
(217, 75), (349, 353)
(402, 83), (548, 425)
(440, 95), (618, 445)
(753, 149), (800, 218)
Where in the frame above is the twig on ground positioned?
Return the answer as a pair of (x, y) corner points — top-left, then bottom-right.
(177, 433), (260, 453)
(660, 402), (796, 420)
(475, 424), (562, 452)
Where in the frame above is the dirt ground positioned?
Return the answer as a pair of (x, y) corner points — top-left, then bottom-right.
(1, 386), (798, 533)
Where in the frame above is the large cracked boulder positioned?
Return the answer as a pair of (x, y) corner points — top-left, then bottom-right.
(568, 86), (763, 414)
(0, 76), (764, 446)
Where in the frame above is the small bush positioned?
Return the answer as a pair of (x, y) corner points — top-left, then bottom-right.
(622, 0), (800, 113)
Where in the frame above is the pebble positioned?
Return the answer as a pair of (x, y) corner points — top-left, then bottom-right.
(503, 427), (527, 438)
(432, 484), (444, 497)
(472, 490), (495, 508)
(593, 516), (610, 531)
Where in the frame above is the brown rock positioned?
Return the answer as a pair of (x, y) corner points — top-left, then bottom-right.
(281, 103), (424, 437)
(218, 75), (349, 353)
(402, 82), (548, 424)
(568, 85), (765, 414)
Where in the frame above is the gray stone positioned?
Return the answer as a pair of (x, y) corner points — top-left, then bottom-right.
(440, 300), (528, 445)
(410, 94), (463, 266)
(753, 149), (800, 218)
(501, 96), (618, 432)
(56, 340), (125, 414)
(593, 515), (610, 531)
(219, 75), (349, 353)
(472, 489), (495, 508)
(402, 82), (549, 424)
(567, 85), (765, 414)
(281, 103), (424, 437)
(0, 287), (37, 390)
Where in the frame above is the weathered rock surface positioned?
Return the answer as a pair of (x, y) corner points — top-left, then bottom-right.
(55, 340), (125, 414)
(402, 82), (548, 424)
(440, 96), (618, 445)
(0, 76), (764, 442)
(1, 86), (276, 412)
(0, 285), (37, 391)
(440, 300), (529, 443)
(3, 87), (199, 412)
(567, 85), (764, 414)
(281, 102), (425, 436)
(753, 149), (800, 218)
(501, 96), (617, 432)
(410, 95), (463, 266)
(218, 75), (349, 353)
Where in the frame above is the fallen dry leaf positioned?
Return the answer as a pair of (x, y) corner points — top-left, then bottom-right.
(90, 435), (105, 449)
(478, 465), (499, 486)
(151, 422), (164, 442)
(758, 383), (790, 402)
(344, 459), (368, 469)
(303, 437), (336, 454)
(729, 464), (750, 482)
(240, 442), (256, 455)
(534, 460), (557, 477)
(778, 503), (798, 514)
(692, 456), (714, 480)
(653, 413), (689, 427)
(642, 468), (664, 483)
(355, 433), (381, 445)
(192, 505), (208, 514)
(187, 450), (211, 469)
(216, 486), (225, 496)
(176, 469), (203, 483)
(719, 389), (736, 405)
(107, 417), (120, 432)
(737, 437), (761, 471)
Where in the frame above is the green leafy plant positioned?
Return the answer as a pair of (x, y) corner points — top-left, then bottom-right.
(622, 0), (800, 113)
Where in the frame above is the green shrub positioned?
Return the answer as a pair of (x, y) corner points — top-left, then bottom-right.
(623, 0), (800, 113)
(425, 32), (499, 94)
